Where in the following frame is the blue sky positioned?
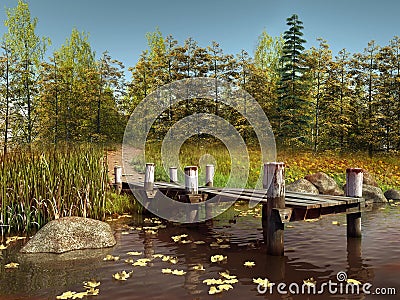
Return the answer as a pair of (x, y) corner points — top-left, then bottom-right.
(1, 0), (400, 76)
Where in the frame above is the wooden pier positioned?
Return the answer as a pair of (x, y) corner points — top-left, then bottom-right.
(119, 163), (369, 256)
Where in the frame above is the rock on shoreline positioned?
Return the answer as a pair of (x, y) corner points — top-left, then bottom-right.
(21, 217), (116, 254)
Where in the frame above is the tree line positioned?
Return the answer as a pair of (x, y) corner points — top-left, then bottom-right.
(1, 1), (400, 154)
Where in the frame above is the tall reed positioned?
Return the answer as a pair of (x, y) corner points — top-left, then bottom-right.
(0, 144), (108, 234)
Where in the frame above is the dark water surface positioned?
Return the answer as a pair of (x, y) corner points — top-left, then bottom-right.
(0, 202), (399, 300)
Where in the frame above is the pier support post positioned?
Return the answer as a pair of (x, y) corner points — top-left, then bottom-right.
(205, 164), (214, 187)
(346, 168), (363, 238)
(114, 165), (122, 193)
(262, 162), (285, 256)
(169, 167), (178, 183)
(144, 163), (155, 191)
(184, 166), (198, 194)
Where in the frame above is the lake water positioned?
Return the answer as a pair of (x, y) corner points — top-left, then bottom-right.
(0, 202), (399, 300)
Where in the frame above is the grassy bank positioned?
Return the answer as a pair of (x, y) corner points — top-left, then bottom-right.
(138, 139), (400, 191)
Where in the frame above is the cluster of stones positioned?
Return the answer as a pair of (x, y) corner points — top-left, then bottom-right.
(286, 169), (400, 203)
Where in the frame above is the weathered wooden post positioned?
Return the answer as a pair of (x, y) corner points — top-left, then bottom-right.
(346, 168), (363, 238)
(205, 164), (214, 187)
(169, 167), (178, 183)
(184, 166), (198, 194)
(262, 162), (285, 256)
(114, 165), (122, 193)
(144, 163), (155, 191)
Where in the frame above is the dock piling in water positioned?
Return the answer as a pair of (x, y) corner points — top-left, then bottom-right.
(262, 162), (285, 256)
(346, 168), (363, 238)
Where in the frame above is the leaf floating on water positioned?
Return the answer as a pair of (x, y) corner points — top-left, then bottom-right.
(0, 244), (7, 250)
(193, 240), (206, 245)
(71, 291), (87, 299)
(103, 255), (119, 261)
(219, 244), (230, 249)
(210, 255), (227, 263)
(56, 291), (76, 299)
(303, 277), (317, 286)
(83, 280), (100, 289)
(347, 278), (362, 285)
(218, 284), (233, 291)
(224, 278), (239, 284)
(145, 230), (157, 235)
(6, 236), (26, 245)
(332, 221), (340, 226)
(253, 278), (272, 288)
(210, 243), (220, 248)
(162, 255), (171, 262)
(244, 261), (255, 267)
(112, 270), (132, 281)
(124, 258), (134, 264)
(169, 257), (179, 264)
(152, 254), (164, 259)
(305, 218), (320, 222)
(171, 234), (188, 243)
(127, 251), (143, 256)
(180, 240), (192, 244)
(86, 288), (99, 296)
(132, 258), (150, 267)
(193, 264), (205, 271)
(162, 268), (172, 274)
(203, 278), (225, 285)
(121, 231), (130, 235)
(286, 225), (295, 228)
(208, 286), (222, 295)
(5, 262), (19, 269)
(219, 271), (236, 280)
(171, 269), (186, 276)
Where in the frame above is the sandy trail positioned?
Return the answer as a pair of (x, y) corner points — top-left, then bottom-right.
(107, 145), (144, 183)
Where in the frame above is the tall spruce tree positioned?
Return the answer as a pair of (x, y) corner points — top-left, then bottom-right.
(277, 14), (310, 148)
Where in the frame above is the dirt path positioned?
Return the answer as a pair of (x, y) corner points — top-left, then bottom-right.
(107, 145), (144, 183)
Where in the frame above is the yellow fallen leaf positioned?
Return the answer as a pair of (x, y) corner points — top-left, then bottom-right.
(72, 291), (87, 299)
(210, 243), (220, 248)
(219, 271), (236, 280)
(347, 278), (362, 285)
(169, 257), (178, 264)
(132, 261), (147, 267)
(112, 270), (132, 281)
(103, 255), (119, 261)
(305, 218), (320, 222)
(171, 269), (186, 276)
(83, 280), (100, 288)
(56, 291), (76, 299)
(162, 255), (171, 261)
(211, 255), (227, 263)
(162, 268), (172, 274)
(121, 231), (130, 235)
(193, 241), (206, 245)
(145, 230), (157, 235)
(224, 278), (239, 284)
(332, 221), (340, 226)
(0, 244), (7, 250)
(244, 261), (255, 267)
(203, 278), (225, 285)
(127, 251), (142, 256)
(218, 284), (233, 291)
(180, 240), (192, 244)
(152, 254), (164, 259)
(208, 286), (222, 295)
(193, 264), (205, 271)
(85, 288), (99, 296)
(303, 278), (316, 286)
(5, 262), (19, 269)
(253, 278), (272, 288)
(219, 244), (230, 249)
(124, 258), (134, 264)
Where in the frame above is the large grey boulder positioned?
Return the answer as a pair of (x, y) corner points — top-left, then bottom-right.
(286, 178), (319, 194)
(21, 217), (116, 254)
(362, 184), (387, 203)
(384, 189), (400, 201)
(362, 169), (379, 187)
(304, 172), (344, 196)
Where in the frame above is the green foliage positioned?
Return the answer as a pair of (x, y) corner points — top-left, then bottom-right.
(0, 144), (108, 233)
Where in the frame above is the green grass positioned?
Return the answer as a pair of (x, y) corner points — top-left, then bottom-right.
(135, 139), (400, 191)
(0, 144), (108, 233)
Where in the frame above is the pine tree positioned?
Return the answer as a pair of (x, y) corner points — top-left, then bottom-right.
(277, 14), (310, 148)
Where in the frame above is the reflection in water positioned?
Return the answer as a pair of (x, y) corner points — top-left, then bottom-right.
(0, 203), (399, 299)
